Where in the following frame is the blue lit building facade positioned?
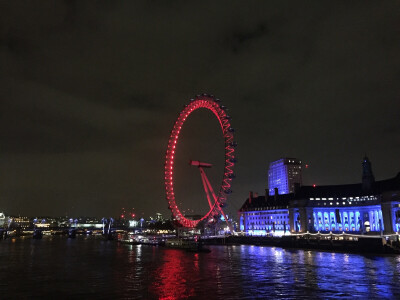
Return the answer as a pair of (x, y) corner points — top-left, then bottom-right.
(240, 158), (400, 235)
(239, 191), (291, 235)
(268, 158), (302, 195)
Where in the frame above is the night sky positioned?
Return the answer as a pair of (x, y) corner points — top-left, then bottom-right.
(1, 2), (399, 219)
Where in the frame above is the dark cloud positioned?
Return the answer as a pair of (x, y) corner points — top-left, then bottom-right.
(228, 23), (269, 53)
(0, 1), (399, 218)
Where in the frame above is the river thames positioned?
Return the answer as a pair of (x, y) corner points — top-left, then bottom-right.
(1, 235), (399, 299)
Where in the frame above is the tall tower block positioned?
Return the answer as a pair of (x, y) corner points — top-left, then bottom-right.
(268, 158), (302, 195)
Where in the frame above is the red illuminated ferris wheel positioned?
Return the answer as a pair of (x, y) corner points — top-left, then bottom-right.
(164, 94), (236, 228)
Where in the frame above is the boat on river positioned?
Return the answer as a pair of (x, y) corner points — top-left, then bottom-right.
(165, 238), (211, 253)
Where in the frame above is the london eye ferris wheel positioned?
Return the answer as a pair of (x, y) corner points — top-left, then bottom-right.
(164, 94), (236, 229)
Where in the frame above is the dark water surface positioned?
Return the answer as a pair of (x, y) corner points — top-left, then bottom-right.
(1, 236), (400, 299)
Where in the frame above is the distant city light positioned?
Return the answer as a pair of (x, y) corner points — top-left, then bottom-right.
(129, 220), (138, 228)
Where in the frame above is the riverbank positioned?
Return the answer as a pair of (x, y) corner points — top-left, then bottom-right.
(201, 233), (400, 254)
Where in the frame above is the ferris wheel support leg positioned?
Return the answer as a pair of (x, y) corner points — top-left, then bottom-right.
(199, 167), (214, 210)
(202, 170), (234, 233)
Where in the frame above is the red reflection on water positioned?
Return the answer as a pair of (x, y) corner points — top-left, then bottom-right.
(194, 253), (199, 271)
(151, 250), (196, 299)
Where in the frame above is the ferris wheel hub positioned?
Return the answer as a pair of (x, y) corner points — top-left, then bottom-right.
(189, 160), (213, 168)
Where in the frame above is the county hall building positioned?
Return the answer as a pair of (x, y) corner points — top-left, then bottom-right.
(239, 157), (400, 235)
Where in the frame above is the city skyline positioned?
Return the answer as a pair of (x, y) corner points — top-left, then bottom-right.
(1, 2), (399, 218)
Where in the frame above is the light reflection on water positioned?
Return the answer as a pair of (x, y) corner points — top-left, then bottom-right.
(0, 236), (399, 299)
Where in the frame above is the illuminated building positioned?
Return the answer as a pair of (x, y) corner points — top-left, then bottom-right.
(156, 213), (163, 221)
(129, 220), (139, 228)
(239, 191), (291, 235)
(240, 157), (400, 235)
(268, 158), (302, 195)
(0, 213), (5, 227)
(10, 216), (31, 229)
